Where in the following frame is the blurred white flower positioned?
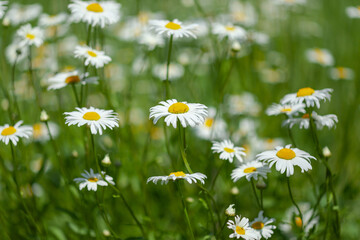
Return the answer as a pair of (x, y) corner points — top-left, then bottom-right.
(147, 171), (207, 184)
(17, 24), (44, 47)
(152, 63), (184, 81)
(305, 48), (334, 66)
(74, 45), (111, 68)
(329, 67), (354, 81)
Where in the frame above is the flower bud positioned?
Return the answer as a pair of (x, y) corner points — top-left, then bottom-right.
(256, 177), (267, 189)
(225, 204), (236, 216)
(40, 110), (49, 122)
(101, 154), (111, 167)
(322, 146), (331, 158)
(231, 41), (241, 53)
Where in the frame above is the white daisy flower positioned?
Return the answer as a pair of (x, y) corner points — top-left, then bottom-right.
(227, 215), (261, 240)
(273, 0), (306, 6)
(4, 3), (42, 26)
(227, 93), (261, 116)
(0, 121), (33, 146)
(282, 112), (338, 130)
(17, 24), (45, 47)
(137, 30), (165, 51)
(149, 19), (197, 39)
(280, 87), (333, 108)
(231, 161), (270, 182)
(147, 171), (207, 185)
(346, 6), (360, 18)
(226, 204), (236, 216)
(212, 23), (247, 41)
(194, 107), (228, 140)
(74, 45), (111, 68)
(149, 99), (208, 128)
(64, 107), (119, 135)
(0, 1), (7, 19)
(249, 211), (276, 239)
(211, 140), (246, 163)
(329, 67), (354, 81)
(47, 70), (98, 90)
(5, 39), (29, 64)
(152, 62), (184, 81)
(68, 0), (121, 28)
(32, 122), (59, 142)
(74, 169), (114, 191)
(266, 103), (306, 117)
(305, 48), (334, 66)
(38, 12), (68, 27)
(256, 145), (316, 177)
(229, 1), (257, 27)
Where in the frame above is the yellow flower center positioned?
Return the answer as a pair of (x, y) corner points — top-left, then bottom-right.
(302, 113), (310, 119)
(204, 118), (214, 128)
(88, 177), (99, 182)
(337, 67), (346, 79)
(296, 87), (315, 97)
(281, 108), (292, 112)
(169, 171), (186, 177)
(86, 3), (104, 13)
(165, 22), (181, 30)
(26, 33), (35, 40)
(251, 221), (264, 230)
(1, 126), (17, 136)
(276, 148), (296, 160)
(235, 226), (245, 235)
(295, 216), (303, 228)
(65, 75), (81, 84)
(224, 147), (235, 153)
(87, 50), (97, 57)
(244, 167), (257, 173)
(168, 102), (189, 114)
(83, 112), (101, 121)
(225, 26), (235, 31)
(314, 49), (325, 64)
(33, 124), (42, 138)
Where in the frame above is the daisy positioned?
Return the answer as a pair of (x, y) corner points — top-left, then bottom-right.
(305, 48), (334, 66)
(228, 1), (257, 27)
(152, 62), (184, 81)
(256, 145), (316, 177)
(149, 99), (208, 128)
(282, 112), (338, 130)
(212, 23), (247, 41)
(17, 24), (45, 47)
(32, 122), (59, 142)
(0, 1), (7, 19)
(64, 107), (119, 135)
(147, 171), (207, 185)
(280, 87), (333, 108)
(194, 107), (228, 140)
(227, 215), (261, 240)
(74, 169), (114, 191)
(5, 40), (29, 64)
(74, 45), (111, 68)
(227, 93), (261, 116)
(249, 211), (276, 239)
(138, 31), (165, 50)
(211, 140), (246, 163)
(273, 0), (307, 6)
(0, 121), (33, 146)
(4, 3), (42, 25)
(47, 70), (98, 90)
(346, 6), (360, 18)
(231, 161), (270, 182)
(329, 67), (354, 81)
(38, 12), (68, 27)
(266, 103), (306, 117)
(149, 19), (197, 39)
(68, 0), (121, 28)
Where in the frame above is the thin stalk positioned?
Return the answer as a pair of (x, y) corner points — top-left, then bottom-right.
(71, 84), (81, 106)
(80, 25), (92, 106)
(216, 216), (229, 239)
(286, 177), (303, 232)
(250, 179), (262, 210)
(260, 189), (264, 210)
(210, 160), (226, 190)
(178, 125), (193, 173)
(96, 192), (120, 239)
(176, 181), (195, 240)
(164, 34), (173, 99)
(11, 54), (21, 120)
(28, 46), (41, 110)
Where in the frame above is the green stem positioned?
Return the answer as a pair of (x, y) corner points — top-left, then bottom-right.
(250, 179), (262, 210)
(178, 125), (193, 173)
(11, 54), (21, 121)
(176, 181), (195, 240)
(28, 46), (41, 110)
(71, 84), (81, 106)
(164, 34), (173, 99)
(210, 161), (226, 190)
(216, 216), (229, 239)
(286, 177), (303, 232)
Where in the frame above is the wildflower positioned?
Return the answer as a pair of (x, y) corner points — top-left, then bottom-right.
(74, 169), (114, 191)
(228, 1), (257, 27)
(322, 146), (331, 158)
(194, 107), (227, 140)
(346, 6), (360, 18)
(40, 110), (49, 122)
(149, 19), (197, 39)
(152, 63), (184, 81)
(329, 67), (354, 81)
(212, 23), (247, 41)
(38, 12), (68, 27)
(249, 211), (276, 239)
(147, 171), (207, 185)
(138, 31), (165, 50)
(32, 122), (59, 142)
(273, 0), (306, 6)
(0, 1), (7, 19)
(211, 140), (246, 163)
(280, 87), (333, 108)
(282, 112), (338, 129)
(0, 121), (33, 145)
(74, 45), (111, 68)
(64, 107), (119, 135)
(17, 24), (44, 47)
(5, 40), (29, 64)
(266, 103), (306, 117)
(227, 215), (261, 239)
(149, 99), (208, 128)
(4, 3), (42, 25)
(47, 70), (98, 90)
(256, 145), (316, 177)
(101, 154), (111, 166)
(231, 161), (270, 182)
(305, 48), (334, 66)
(226, 204), (236, 217)
(227, 93), (261, 116)
(68, 0), (121, 28)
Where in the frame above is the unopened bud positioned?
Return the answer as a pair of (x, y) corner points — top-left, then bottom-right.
(102, 229), (111, 237)
(225, 204), (236, 216)
(256, 177), (267, 189)
(2, 17), (10, 27)
(101, 154), (111, 167)
(72, 150), (78, 158)
(1, 99), (9, 111)
(230, 186), (239, 195)
(16, 48), (22, 56)
(40, 110), (49, 122)
(186, 197), (194, 203)
(322, 146), (331, 158)
(231, 41), (241, 53)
